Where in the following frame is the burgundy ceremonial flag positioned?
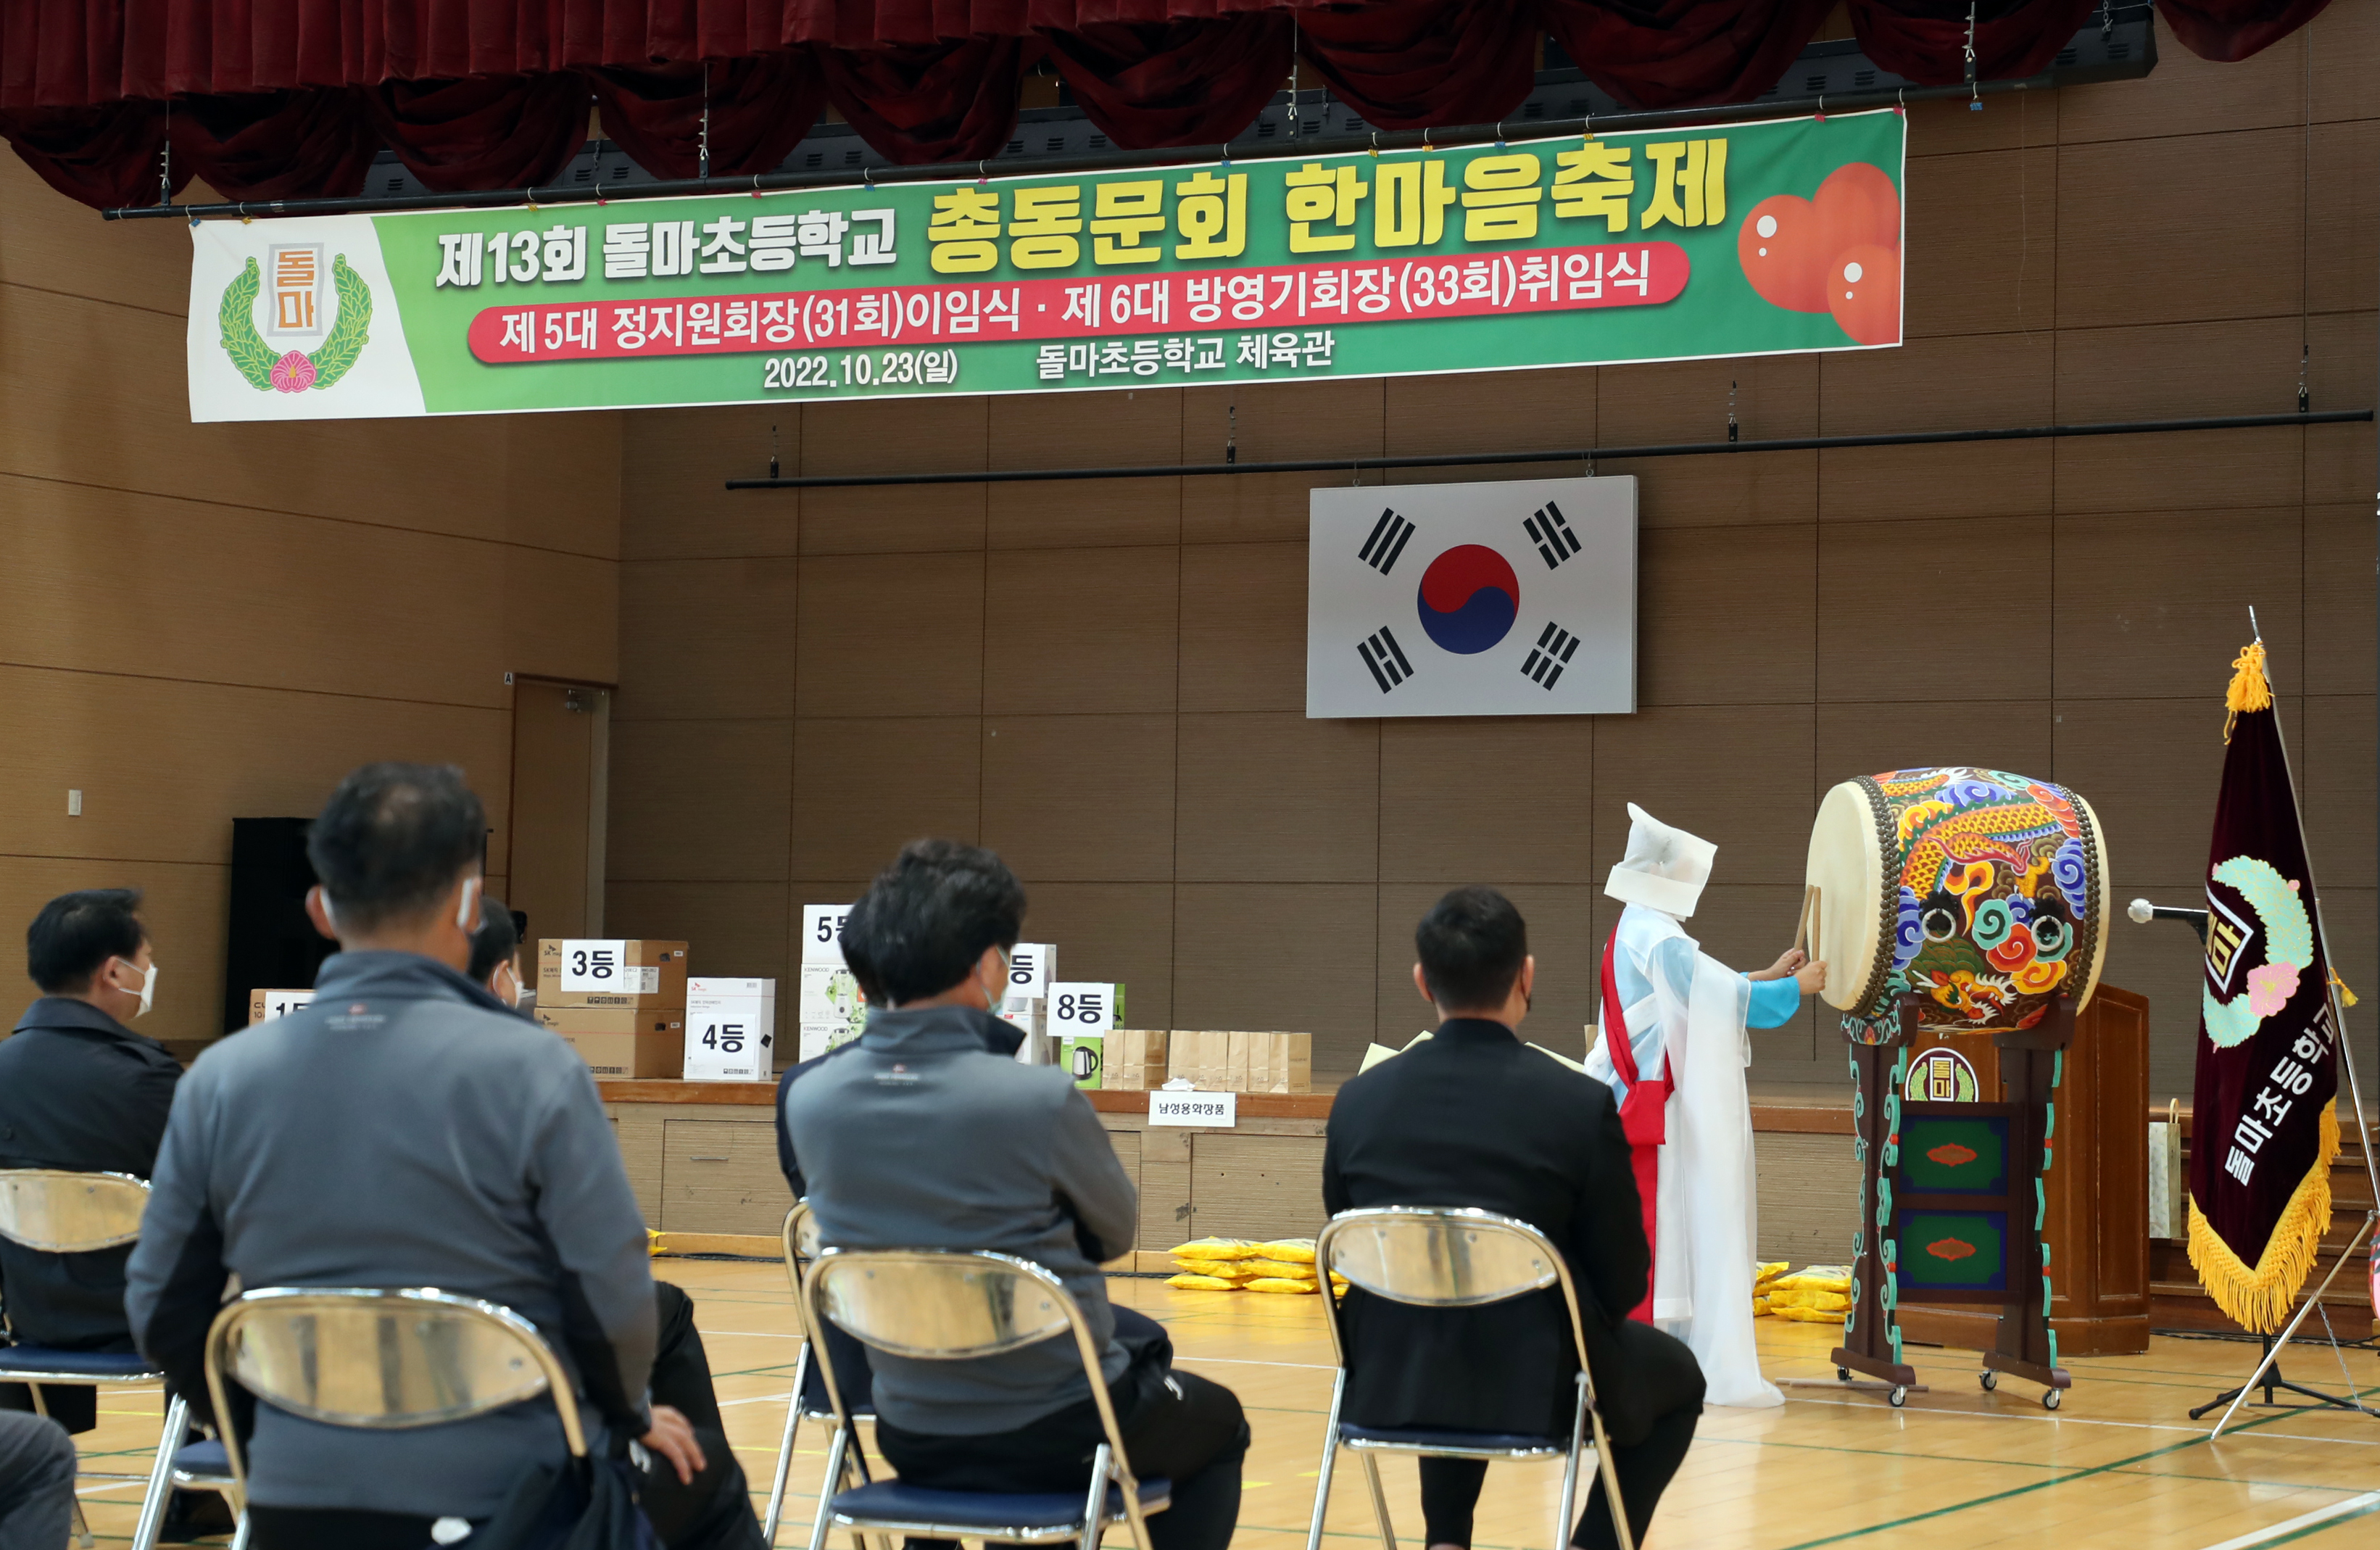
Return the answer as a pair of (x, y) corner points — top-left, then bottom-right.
(2186, 639), (2345, 1332)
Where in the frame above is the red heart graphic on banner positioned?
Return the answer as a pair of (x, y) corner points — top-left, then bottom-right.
(1815, 162), (1903, 253)
(1829, 244), (1903, 346)
(1738, 194), (1832, 313)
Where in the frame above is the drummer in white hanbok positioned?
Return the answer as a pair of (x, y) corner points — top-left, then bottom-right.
(1585, 803), (1826, 1409)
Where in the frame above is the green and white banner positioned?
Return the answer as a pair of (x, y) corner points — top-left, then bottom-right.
(186, 109), (1904, 423)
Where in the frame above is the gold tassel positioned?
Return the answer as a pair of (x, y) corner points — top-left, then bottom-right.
(2329, 969), (2358, 1008)
(2223, 639), (2272, 743)
(2185, 1101), (2340, 1332)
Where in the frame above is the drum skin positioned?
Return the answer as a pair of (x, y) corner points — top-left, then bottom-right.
(1804, 767), (2111, 1038)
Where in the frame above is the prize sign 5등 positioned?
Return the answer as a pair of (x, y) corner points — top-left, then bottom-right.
(183, 111), (1904, 422)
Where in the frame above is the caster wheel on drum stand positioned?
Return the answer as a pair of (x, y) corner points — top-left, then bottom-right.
(1888, 1386), (1908, 1409)
(2043, 1388), (2062, 1411)
(1979, 1371), (1998, 1392)
(1837, 1367), (1852, 1383)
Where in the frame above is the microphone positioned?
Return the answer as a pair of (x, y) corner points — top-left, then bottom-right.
(2128, 898), (2209, 942)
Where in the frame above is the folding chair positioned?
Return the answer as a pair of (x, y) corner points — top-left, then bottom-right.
(201, 1285), (587, 1533)
(0, 1168), (183, 1550)
(801, 1247), (1170, 1550)
(760, 1201), (878, 1546)
(1303, 1206), (1635, 1550)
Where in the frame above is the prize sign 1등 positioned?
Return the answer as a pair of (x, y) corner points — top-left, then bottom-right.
(1308, 475), (1635, 718)
(183, 111), (1904, 422)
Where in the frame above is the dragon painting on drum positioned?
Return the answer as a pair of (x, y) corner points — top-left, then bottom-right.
(1806, 767), (2112, 1042)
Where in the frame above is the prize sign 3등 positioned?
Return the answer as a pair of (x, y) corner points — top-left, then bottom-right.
(185, 111), (1905, 422)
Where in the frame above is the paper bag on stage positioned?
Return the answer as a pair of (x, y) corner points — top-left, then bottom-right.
(1108, 1029), (1168, 1090)
(1253, 1032), (1311, 1093)
(1226, 1030), (1253, 1091)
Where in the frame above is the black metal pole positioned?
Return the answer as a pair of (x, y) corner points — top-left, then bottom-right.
(104, 73), (2058, 224)
(723, 408), (2371, 492)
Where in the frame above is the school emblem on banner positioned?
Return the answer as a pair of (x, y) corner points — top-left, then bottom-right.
(2186, 639), (2345, 1332)
(218, 248), (373, 394)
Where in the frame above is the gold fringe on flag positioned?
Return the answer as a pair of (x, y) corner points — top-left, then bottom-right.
(2223, 639), (2272, 743)
(2185, 1101), (2340, 1332)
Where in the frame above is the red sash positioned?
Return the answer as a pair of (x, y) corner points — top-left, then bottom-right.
(1601, 929), (1672, 1324)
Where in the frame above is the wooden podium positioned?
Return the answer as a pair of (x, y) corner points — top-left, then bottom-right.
(1830, 985), (2151, 1406)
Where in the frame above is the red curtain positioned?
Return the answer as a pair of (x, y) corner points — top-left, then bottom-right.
(585, 52), (825, 180)
(1044, 18), (1294, 148)
(0, 1), (2347, 210)
(1844, 0), (2102, 86)
(1542, 0), (1836, 112)
(2155, 0), (2334, 62)
(1296, 0), (1538, 130)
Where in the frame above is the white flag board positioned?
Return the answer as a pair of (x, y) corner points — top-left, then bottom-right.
(1306, 476), (1635, 718)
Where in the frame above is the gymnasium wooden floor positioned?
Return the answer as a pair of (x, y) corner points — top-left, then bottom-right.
(66, 1259), (2380, 1549)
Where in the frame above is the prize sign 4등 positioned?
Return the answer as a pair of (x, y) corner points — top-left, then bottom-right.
(184, 111), (1905, 422)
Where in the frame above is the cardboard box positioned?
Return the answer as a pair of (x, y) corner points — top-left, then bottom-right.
(247, 988), (314, 1025)
(1106, 1029), (1168, 1090)
(557, 1027), (685, 1079)
(536, 939), (688, 1008)
(535, 1006), (686, 1040)
(686, 979), (776, 1082)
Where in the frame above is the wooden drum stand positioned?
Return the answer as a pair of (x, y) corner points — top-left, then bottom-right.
(1830, 991), (2076, 1409)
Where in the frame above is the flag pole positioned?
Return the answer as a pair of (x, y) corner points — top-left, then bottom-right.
(2199, 614), (2380, 1437)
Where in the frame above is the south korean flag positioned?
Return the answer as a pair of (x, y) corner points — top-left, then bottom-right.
(1306, 476), (1636, 718)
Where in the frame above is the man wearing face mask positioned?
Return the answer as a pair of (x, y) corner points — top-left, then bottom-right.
(0, 889), (181, 1438)
(127, 763), (762, 1550)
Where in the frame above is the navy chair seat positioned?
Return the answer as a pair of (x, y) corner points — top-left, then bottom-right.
(172, 1441), (231, 1478)
(830, 1478), (1172, 1531)
(0, 1347), (158, 1380)
(1340, 1422), (1567, 1452)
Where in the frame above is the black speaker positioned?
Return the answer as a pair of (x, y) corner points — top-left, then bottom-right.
(222, 818), (334, 1035)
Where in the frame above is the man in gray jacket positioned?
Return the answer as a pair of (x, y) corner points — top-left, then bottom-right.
(784, 840), (1245, 1550)
(125, 763), (717, 1550)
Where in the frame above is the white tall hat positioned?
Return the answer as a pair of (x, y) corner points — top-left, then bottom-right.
(1604, 803), (1717, 918)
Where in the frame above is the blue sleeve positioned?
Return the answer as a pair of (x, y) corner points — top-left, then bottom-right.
(1746, 976), (1801, 1029)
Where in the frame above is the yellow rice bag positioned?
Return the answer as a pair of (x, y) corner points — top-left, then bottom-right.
(1166, 1273), (1241, 1291)
(1241, 1259), (1317, 1280)
(1172, 1238), (1259, 1262)
(1772, 1304), (1847, 1323)
(1754, 1260), (1788, 1287)
(1769, 1264), (1852, 1293)
(1751, 1296), (1772, 1317)
(1259, 1239), (1318, 1264)
(1244, 1277), (1321, 1294)
(1768, 1287), (1849, 1313)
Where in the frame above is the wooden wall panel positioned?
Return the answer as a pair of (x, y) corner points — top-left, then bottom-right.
(982, 546), (1179, 714)
(2053, 316), (2304, 421)
(2049, 427), (2304, 516)
(621, 404), (798, 560)
(1384, 366), (1596, 457)
(608, 719), (793, 882)
(789, 717), (982, 877)
(1176, 713), (1380, 883)
(1818, 518), (2052, 703)
(796, 552), (984, 716)
(2057, 129), (2304, 329)
(1815, 702), (2057, 795)
(981, 714), (1175, 881)
(1819, 330), (2052, 436)
(1015, 884), (1177, 1032)
(1177, 541), (1306, 712)
(1903, 146), (2057, 340)
(989, 477), (1182, 550)
(1755, 1132), (1862, 1267)
(990, 386), (1182, 471)
(2052, 698), (2229, 888)
(1817, 440), (2052, 523)
(2052, 508), (2305, 701)
(0, 858), (231, 1057)
(1189, 1133), (1330, 1241)
(1638, 523), (1816, 706)
(1591, 706), (1815, 887)
(2303, 504), (2377, 696)
(2060, 20), (2305, 143)
(1608, 450), (1818, 529)
(1377, 716), (1593, 884)
(616, 558), (802, 721)
(1174, 884), (1377, 1069)
(608, 880), (792, 990)
(1596, 352), (1819, 444)
(1373, 881), (1601, 1054)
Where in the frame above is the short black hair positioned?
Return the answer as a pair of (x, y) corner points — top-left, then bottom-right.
(842, 840), (1027, 1007)
(306, 763), (486, 934)
(468, 895), (520, 985)
(1416, 886), (1528, 1011)
(28, 890), (146, 995)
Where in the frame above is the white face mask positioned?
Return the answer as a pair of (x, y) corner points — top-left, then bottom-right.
(493, 961), (524, 1009)
(113, 958), (157, 1019)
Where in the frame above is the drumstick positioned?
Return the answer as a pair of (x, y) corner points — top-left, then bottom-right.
(1794, 884), (1819, 961)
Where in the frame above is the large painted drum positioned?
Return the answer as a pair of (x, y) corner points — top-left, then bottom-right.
(1804, 767), (2112, 1040)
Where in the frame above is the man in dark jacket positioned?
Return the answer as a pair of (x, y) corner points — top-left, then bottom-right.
(0, 889), (179, 1435)
(1322, 887), (1706, 1550)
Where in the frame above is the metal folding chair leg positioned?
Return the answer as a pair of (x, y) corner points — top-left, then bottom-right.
(125, 1393), (187, 1550)
(1554, 1376), (1588, 1550)
(1303, 1375), (1348, 1550)
(1583, 1401), (1635, 1550)
(762, 1344), (810, 1545)
(1359, 1451), (1396, 1550)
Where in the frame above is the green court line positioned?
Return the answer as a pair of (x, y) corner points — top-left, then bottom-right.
(1772, 1409), (2301, 1550)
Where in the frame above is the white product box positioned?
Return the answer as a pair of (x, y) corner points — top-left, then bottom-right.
(684, 977), (776, 1082)
(798, 963), (868, 1062)
(998, 998), (1049, 1064)
(1005, 943), (1056, 1000)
